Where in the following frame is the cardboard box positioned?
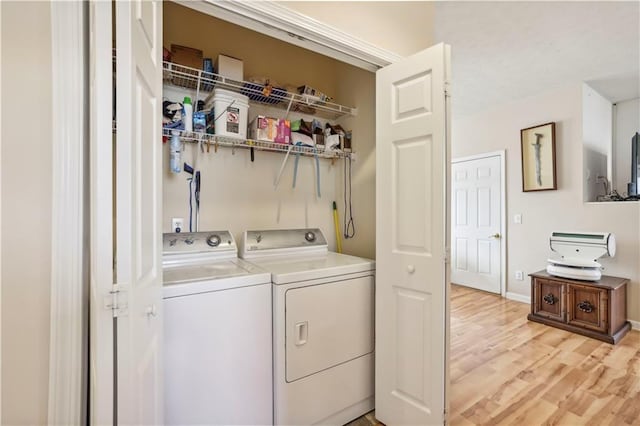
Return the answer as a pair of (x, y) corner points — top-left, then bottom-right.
(215, 54), (243, 81)
(171, 45), (203, 70)
(249, 115), (278, 142)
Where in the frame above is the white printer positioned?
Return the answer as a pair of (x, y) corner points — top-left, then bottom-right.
(546, 232), (616, 281)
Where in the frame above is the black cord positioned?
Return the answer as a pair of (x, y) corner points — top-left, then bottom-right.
(343, 156), (355, 239)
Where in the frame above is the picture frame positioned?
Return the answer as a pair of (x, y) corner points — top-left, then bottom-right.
(520, 122), (557, 192)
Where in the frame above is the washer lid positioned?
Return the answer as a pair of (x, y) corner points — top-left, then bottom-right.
(163, 258), (270, 297)
(249, 252), (375, 284)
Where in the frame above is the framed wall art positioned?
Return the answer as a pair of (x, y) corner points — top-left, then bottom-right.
(520, 122), (557, 192)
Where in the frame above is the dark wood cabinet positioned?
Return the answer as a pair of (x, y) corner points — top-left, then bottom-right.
(528, 271), (631, 344)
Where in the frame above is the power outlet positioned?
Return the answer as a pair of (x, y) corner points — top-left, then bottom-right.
(171, 218), (184, 233)
(515, 270), (524, 281)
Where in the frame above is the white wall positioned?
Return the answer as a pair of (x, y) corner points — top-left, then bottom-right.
(613, 98), (640, 194)
(582, 83), (613, 201)
(1, 1), (52, 424)
(452, 83), (640, 322)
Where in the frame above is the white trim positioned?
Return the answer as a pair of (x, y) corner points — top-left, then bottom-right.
(452, 150), (507, 297)
(89, 1), (115, 423)
(173, 0), (404, 72)
(0, 2), (3, 421)
(505, 292), (531, 305)
(629, 319), (640, 331)
(48, 2), (87, 425)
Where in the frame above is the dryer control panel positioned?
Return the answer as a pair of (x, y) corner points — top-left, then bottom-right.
(241, 228), (328, 259)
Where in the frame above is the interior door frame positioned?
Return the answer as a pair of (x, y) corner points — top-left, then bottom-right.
(47, 1), (400, 422)
(451, 150), (507, 297)
(48, 2), (89, 425)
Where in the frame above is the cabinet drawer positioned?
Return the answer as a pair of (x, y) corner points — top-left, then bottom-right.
(567, 284), (608, 332)
(533, 278), (564, 322)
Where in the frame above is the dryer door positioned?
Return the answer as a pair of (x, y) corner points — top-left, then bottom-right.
(285, 275), (374, 382)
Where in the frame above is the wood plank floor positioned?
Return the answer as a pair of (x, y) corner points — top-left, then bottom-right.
(450, 284), (640, 425)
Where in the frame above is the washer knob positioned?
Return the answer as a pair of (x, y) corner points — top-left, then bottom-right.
(185, 238), (194, 245)
(206, 234), (221, 247)
(304, 231), (316, 242)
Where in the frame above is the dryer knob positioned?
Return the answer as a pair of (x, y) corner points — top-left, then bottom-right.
(305, 231), (316, 242)
(206, 234), (221, 247)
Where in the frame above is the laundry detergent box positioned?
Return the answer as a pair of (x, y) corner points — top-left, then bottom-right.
(249, 115), (278, 141)
(274, 119), (291, 144)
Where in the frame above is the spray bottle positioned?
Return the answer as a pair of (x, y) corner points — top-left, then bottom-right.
(169, 130), (182, 174)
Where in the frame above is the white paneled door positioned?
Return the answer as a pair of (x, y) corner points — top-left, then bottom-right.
(115, 0), (164, 424)
(451, 154), (502, 294)
(376, 43), (451, 425)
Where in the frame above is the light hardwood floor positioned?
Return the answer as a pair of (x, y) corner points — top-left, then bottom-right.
(450, 284), (640, 425)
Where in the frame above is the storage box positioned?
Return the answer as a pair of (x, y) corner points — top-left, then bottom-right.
(171, 45), (203, 69)
(249, 115), (278, 142)
(215, 54), (243, 81)
(274, 119), (291, 144)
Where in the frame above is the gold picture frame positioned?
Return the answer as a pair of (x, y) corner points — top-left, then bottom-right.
(520, 122), (557, 192)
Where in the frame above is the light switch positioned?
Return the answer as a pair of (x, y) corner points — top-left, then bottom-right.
(514, 214), (522, 224)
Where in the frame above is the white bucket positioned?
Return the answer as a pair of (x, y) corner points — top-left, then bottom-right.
(213, 89), (249, 139)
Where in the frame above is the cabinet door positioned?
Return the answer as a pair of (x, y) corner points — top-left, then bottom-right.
(533, 278), (565, 321)
(567, 284), (608, 332)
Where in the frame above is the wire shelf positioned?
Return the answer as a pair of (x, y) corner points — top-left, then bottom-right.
(162, 61), (357, 120)
(163, 128), (352, 160)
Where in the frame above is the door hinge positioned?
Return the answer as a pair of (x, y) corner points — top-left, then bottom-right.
(104, 284), (128, 317)
(444, 81), (452, 98)
(443, 408), (449, 424)
(444, 246), (451, 264)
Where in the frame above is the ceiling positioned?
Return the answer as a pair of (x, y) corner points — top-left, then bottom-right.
(432, 1), (640, 116)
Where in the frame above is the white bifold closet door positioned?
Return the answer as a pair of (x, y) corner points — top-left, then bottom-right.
(375, 43), (451, 425)
(89, 1), (164, 424)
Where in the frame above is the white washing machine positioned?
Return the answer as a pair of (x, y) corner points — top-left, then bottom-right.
(240, 228), (375, 426)
(163, 231), (273, 426)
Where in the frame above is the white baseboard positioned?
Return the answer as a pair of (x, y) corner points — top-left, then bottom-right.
(629, 320), (640, 330)
(505, 292), (530, 304)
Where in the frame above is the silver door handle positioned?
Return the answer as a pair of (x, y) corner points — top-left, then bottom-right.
(145, 304), (157, 318)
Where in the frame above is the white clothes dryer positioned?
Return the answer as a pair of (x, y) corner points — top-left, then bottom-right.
(163, 231), (273, 426)
(240, 228), (375, 426)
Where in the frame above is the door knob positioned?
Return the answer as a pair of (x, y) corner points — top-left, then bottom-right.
(489, 233), (501, 239)
(407, 265), (415, 274)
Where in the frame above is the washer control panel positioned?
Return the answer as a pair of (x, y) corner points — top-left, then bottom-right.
(163, 231), (235, 254)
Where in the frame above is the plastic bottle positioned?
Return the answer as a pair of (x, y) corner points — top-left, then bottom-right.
(170, 130), (182, 174)
(183, 96), (193, 132)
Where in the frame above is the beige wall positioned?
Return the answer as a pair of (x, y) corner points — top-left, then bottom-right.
(452, 83), (640, 322)
(163, 3), (376, 258)
(1, 1), (53, 424)
(280, 1), (435, 57)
